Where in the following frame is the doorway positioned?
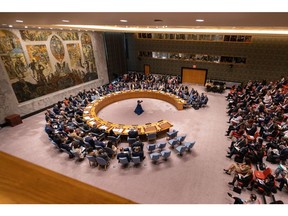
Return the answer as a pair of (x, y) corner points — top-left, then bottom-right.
(181, 67), (207, 85)
(144, 64), (150, 76)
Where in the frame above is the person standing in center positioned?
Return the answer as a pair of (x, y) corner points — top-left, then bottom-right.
(134, 100), (144, 115)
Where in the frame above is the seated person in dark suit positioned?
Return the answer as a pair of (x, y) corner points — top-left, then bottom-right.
(132, 146), (145, 161)
(45, 121), (54, 135)
(97, 148), (110, 161)
(128, 128), (139, 139)
(83, 134), (95, 148)
(108, 129), (117, 137)
(117, 147), (131, 162)
(90, 124), (105, 135)
(132, 140), (144, 151)
(94, 139), (106, 149)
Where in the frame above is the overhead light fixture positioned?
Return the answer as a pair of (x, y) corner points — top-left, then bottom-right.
(16, 20), (23, 23)
(50, 27), (53, 30)
(24, 26), (28, 28)
(58, 24), (288, 35)
(120, 19), (128, 23)
(196, 19), (204, 22)
(38, 27), (41, 29)
(62, 20), (70, 23)
(8, 25), (13, 28)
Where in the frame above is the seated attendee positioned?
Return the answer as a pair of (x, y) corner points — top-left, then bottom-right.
(248, 173), (276, 195)
(108, 129), (117, 137)
(94, 139), (106, 149)
(199, 93), (208, 107)
(132, 146), (146, 161)
(75, 114), (83, 124)
(71, 141), (85, 159)
(128, 128), (139, 139)
(132, 140), (144, 151)
(86, 147), (97, 157)
(224, 158), (252, 176)
(97, 148), (110, 161)
(106, 141), (117, 153)
(117, 147), (130, 162)
(45, 121), (54, 135)
(90, 124), (105, 136)
(227, 193), (260, 204)
(276, 171), (288, 191)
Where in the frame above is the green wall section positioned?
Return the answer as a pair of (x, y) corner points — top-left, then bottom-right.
(126, 33), (288, 83)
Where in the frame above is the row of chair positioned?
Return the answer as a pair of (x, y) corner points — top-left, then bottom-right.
(86, 155), (110, 170)
(146, 142), (167, 153)
(150, 150), (172, 163)
(118, 156), (142, 167)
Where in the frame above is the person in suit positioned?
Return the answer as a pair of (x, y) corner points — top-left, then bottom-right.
(90, 124), (104, 135)
(134, 100), (144, 115)
(132, 146), (145, 161)
(97, 148), (110, 161)
(117, 147), (131, 162)
(132, 140), (144, 151)
(128, 128), (139, 139)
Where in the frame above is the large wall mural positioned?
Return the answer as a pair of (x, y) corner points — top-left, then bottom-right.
(0, 29), (98, 103)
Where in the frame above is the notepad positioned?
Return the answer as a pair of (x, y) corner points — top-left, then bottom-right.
(99, 125), (108, 130)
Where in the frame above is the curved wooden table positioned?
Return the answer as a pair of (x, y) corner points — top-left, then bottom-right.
(83, 90), (186, 136)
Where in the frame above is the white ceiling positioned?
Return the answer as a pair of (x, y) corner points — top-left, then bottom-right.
(1, 12), (288, 34)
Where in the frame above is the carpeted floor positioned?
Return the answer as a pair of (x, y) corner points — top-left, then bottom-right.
(0, 83), (287, 204)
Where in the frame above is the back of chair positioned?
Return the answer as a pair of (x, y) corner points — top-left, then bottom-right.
(87, 155), (97, 163)
(167, 130), (178, 139)
(96, 157), (107, 166)
(157, 142), (166, 149)
(131, 156), (141, 164)
(150, 152), (161, 161)
(108, 136), (116, 142)
(119, 157), (129, 165)
(263, 167), (272, 178)
(161, 150), (171, 158)
(127, 137), (137, 145)
(147, 144), (156, 151)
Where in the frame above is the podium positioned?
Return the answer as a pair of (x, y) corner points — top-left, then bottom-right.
(5, 114), (22, 127)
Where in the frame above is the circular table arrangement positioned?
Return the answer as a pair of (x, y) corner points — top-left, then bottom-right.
(82, 89), (187, 136)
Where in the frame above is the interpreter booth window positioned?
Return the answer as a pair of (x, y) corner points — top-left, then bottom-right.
(152, 52), (168, 59)
(211, 35), (224, 41)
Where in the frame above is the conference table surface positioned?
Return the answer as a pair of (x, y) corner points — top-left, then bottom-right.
(83, 90), (186, 136)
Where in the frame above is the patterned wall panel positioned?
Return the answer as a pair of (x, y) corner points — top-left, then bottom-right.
(0, 29), (99, 103)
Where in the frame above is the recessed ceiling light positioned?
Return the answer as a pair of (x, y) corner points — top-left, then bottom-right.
(62, 20), (70, 23)
(38, 27), (41, 29)
(120, 19), (128, 23)
(196, 19), (204, 22)
(24, 26), (28, 28)
(8, 25), (13, 28)
(50, 27), (53, 30)
(16, 20), (23, 23)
